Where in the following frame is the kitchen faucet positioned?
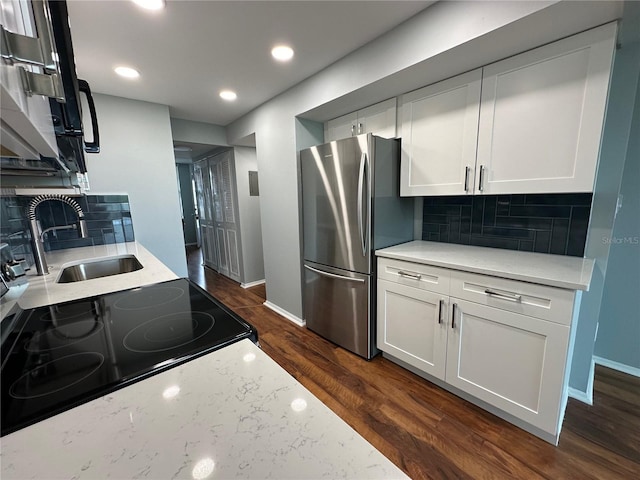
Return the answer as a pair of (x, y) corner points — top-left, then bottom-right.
(28, 194), (89, 275)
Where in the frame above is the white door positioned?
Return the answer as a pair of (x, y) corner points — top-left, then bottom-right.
(377, 279), (448, 380)
(446, 298), (570, 434)
(476, 23), (616, 194)
(400, 69), (482, 196)
(210, 153), (241, 282)
(193, 160), (218, 269)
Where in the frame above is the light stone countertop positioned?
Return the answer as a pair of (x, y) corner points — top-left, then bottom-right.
(0, 242), (178, 317)
(376, 241), (594, 290)
(0, 339), (408, 480)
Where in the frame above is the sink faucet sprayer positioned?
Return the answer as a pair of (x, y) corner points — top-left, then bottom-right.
(28, 194), (89, 275)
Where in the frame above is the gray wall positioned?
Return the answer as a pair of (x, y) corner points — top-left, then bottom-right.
(233, 146), (265, 286)
(170, 118), (228, 146)
(569, 1), (640, 394)
(86, 94), (188, 277)
(226, 0), (622, 320)
(594, 77), (640, 371)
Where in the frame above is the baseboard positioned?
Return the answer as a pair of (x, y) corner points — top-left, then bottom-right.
(594, 355), (640, 378)
(568, 358), (595, 405)
(567, 387), (593, 405)
(241, 279), (265, 289)
(263, 301), (305, 327)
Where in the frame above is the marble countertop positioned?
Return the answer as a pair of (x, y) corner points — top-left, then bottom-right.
(1, 339), (408, 480)
(376, 241), (594, 290)
(0, 242), (178, 318)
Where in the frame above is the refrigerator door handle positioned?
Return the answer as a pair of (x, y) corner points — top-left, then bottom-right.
(304, 264), (366, 283)
(357, 152), (368, 257)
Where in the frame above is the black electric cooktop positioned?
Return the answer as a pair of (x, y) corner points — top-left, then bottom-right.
(0, 278), (258, 436)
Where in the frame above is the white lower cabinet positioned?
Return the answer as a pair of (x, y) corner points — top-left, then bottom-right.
(446, 299), (570, 435)
(377, 279), (448, 379)
(377, 257), (576, 444)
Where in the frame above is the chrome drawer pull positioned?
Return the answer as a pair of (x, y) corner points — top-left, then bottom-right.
(397, 270), (421, 280)
(485, 288), (522, 302)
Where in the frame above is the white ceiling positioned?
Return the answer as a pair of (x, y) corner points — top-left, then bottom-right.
(67, 0), (433, 127)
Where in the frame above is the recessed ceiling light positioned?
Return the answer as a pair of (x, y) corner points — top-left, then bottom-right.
(219, 90), (237, 101)
(114, 66), (140, 79)
(132, 0), (165, 10)
(271, 45), (294, 62)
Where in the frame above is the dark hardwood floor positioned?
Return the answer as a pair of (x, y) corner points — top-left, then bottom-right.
(187, 248), (640, 479)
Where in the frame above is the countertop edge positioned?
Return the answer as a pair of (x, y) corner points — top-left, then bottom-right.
(376, 242), (594, 291)
(7, 242), (178, 311)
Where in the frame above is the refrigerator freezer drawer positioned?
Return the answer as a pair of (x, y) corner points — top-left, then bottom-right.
(303, 262), (376, 359)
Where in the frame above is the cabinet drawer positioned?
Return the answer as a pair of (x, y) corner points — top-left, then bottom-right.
(378, 257), (450, 295)
(450, 271), (575, 325)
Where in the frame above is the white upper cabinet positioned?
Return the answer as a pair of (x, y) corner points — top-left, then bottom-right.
(476, 23), (617, 195)
(400, 22), (616, 196)
(400, 69), (481, 196)
(324, 98), (397, 142)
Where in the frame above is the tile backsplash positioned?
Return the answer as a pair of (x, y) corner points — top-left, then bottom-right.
(422, 193), (592, 257)
(0, 195), (134, 268)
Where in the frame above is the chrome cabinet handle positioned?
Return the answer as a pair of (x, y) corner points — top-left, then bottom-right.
(484, 288), (522, 302)
(397, 270), (421, 280)
(451, 303), (457, 329)
(438, 299), (444, 324)
(351, 124), (356, 136)
(478, 165), (485, 192)
(358, 123), (363, 135)
(464, 166), (470, 192)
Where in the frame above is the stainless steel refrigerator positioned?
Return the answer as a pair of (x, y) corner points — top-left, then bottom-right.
(300, 133), (414, 359)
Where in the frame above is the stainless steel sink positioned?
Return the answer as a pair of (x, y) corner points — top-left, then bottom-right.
(56, 255), (143, 283)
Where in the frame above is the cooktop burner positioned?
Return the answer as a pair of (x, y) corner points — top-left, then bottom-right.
(123, 311), (215, 353)
(1, 278), (257, 436)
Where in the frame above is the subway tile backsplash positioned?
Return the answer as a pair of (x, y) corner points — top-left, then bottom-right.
(0, 195), (134, 268)
(422, 193), (592, 257)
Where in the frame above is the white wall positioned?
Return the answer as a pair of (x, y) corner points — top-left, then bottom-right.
(233, 146), (264, 285)
(226, 0), (621, 320)
(86, 94), (188, 277)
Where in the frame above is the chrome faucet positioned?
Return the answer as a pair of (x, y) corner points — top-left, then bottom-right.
(28, 194), (89, 275)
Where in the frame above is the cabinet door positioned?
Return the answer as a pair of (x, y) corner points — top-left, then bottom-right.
(446, 298), (570, 434)
(208, 155), (241, 281)
(377, 279), (448, 379)
(400, 69), (481, 196)
(325, 112), (357, 142)
(358, 98), (397, 138)
(476, 23), (616, 194)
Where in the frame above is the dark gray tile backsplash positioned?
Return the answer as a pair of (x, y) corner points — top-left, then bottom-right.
(0, 195), (134, 268)
(422, 193), (592, 256)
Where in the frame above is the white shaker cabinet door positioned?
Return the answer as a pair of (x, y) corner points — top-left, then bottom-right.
(445, 299), (570, 435)
(400, 69), (482, 196)
(475, 22), (616, 194)
(358, 97), (397, 139)
(377, 279), (448, 380)
(325, 112), (357, 142)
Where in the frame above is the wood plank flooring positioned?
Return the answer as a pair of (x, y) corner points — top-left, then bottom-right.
(187, 248), (640, 479)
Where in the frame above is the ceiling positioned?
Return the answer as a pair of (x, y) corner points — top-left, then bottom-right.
(66, 0), (433, 128)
